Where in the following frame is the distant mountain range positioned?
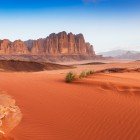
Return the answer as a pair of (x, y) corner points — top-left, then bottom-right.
(98, 49), (140, 60)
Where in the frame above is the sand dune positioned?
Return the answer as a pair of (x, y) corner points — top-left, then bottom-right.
(0, 61), (140, 140)
(0, 60), (72, 72)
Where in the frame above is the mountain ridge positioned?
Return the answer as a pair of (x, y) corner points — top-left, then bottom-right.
(98, 49), (140, 60)
(0, 31), (95, 57)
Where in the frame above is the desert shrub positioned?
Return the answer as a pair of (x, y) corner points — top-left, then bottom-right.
(89, 70), (94, 74)
(86, 71), (91, 76)
(79, 70), (94, 79)
(65, 72), (76, 83)
(79, 71), (87, 79)
(65, 70), (95, 83)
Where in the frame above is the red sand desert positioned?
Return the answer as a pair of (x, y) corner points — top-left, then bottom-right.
(0, 61), (140, 140)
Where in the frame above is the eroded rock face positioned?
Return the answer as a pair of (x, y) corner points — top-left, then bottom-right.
(0, 94), (22, 135)
(0, 32), (95, 57)
(86, 43), (95, 56)
(68, 33), (75, 54)
(0, 40), (29, 55)
(11, 40), (29, 54)
(0, 40), (11, 54)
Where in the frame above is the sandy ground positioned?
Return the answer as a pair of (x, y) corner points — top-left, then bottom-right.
(0, 60), (140, 140)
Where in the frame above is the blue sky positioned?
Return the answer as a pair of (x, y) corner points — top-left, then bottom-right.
(0, 0), (140, 52)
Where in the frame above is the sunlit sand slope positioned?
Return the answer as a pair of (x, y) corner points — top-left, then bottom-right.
(0, 62), (139, 140)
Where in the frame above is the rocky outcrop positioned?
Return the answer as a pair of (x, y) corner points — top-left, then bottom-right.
(0, 94), (22, 135)
(0, 32), (96, 59)
(0, 39), (29, 55)
(0, 39), (11, 54)
(11, 40), (29, 54)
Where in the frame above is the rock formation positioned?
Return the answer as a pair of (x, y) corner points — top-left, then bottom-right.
(0, 32), (96, 61)
(0, 94), (22, 135)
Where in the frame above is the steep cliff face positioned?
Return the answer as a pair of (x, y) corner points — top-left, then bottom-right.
(68, 33), (75, 53)
(0, 39), (29, 55)
(0, 39), (11, 54)
(11, 40), (29, 54)
(0, 32), (95, 57)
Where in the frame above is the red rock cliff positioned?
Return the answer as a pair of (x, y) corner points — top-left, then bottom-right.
(0, 32), (95, 57)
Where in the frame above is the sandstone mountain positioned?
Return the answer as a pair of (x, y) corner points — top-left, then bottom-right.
(99, 49), (140, 60)
(0, 32), (95, 58)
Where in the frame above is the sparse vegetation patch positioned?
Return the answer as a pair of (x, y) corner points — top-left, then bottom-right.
(79, 71), (87, 79)
(66, 70), (94, 83)
(65, 72), (76, 83)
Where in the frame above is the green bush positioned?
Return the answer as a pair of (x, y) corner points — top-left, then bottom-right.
(79, 71), (87, 79)
(65, 70), (95, 83)
(79, 70), (94, 79)
(65, 72), (76, 83)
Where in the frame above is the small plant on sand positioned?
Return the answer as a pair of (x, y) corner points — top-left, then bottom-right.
(79, 71), (87, 79)
(86, 71), (91, 76)
(89, 70), (94, 74)
(65, 70), (95, 83)
(79, 70), (94, 79)
(65, 72), (76, 83)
